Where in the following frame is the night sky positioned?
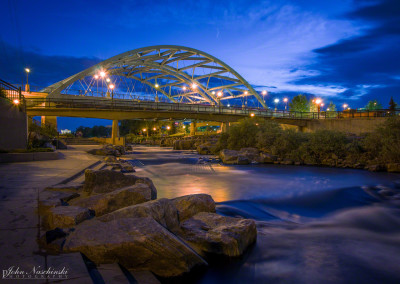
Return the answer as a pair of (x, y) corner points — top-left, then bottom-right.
(1, 0), (399, 130)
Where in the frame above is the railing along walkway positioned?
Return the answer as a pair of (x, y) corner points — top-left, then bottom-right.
(25, 97), (399, 120)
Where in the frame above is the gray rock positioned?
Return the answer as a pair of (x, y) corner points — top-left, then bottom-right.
(239, 148), (259, 162)
(64, 217), (207, 277)
(219, 149), (239, 164)
(121, 163), (135, 173)
(180, 212), (257, 257)
(43, 206), (91, 230)
(104, 155), (118, 163)
(71, 183), (153, 216)
(99, 198), (179, 231)
(83, 169), (157, 199)
(237, 155), (250, 165)
(171, 194), (216, 223)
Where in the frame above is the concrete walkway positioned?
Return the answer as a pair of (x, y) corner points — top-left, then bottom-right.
(0, 146), (101, 283)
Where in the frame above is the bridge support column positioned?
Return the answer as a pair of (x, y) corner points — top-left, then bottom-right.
(221, 122), (230, 133)
(41, 116), (57, 130)
(111, 120), (119, 144)
(190, 121), (197, 135)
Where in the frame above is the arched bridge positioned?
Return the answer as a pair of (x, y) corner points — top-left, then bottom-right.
(41, 45), (268, 109)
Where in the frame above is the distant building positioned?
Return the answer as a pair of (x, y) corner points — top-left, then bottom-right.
(61, 129), (72, 134)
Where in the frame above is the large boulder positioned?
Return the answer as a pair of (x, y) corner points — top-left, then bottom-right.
(99, 198), (180, 231)
(71, 183), (154, 216)
(197, 143), (215, 155)
(171, 194), (216, 222)
(180, 212), (257, 257)
(83, 169), (156, 198)
(219, 149), (239, 164)
(38, 190), (80, 214)
(64, 217), (207, 277)
(239, 148), (259, 162)
(43, 206), (91, 230)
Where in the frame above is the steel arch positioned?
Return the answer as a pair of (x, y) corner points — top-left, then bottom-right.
(42, 45), (268, 108)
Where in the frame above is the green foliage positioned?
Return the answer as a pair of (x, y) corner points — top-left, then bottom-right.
(255, 120), (283, 151)
(270, 129), (308, 160)
(289, 94), (309, 112)
(75, 125), (111, 138)
(363, 116), (400, 163)
(365, 100), (382, 111)
(225, 118), (265, 150)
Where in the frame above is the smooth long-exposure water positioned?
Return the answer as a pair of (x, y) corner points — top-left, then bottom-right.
(129, 146), (400, 283)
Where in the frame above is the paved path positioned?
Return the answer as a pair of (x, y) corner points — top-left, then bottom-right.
(0, 146), (101, 283)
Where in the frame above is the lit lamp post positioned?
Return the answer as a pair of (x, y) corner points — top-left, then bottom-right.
(283, 98), (288, 110)
(343, 104), (348, 111)
(25, 68), (30, 92)
(94, 74), (99, 96)
(155, 83), (159, 103)
(108, 84), (115, 101)
(274, 98), (279, 111)
(315, 99), (322, 118)
(217, 91), (223, 111)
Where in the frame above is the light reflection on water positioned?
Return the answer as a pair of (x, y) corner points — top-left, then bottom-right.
(128, 146), (400, 283)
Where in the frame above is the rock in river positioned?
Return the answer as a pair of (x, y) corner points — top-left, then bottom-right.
(171, 194), (216, 222)
(180, 212), (257, 257)
(64, 217), (207, 277)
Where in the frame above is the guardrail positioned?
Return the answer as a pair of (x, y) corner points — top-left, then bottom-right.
(0, 79), (25, 111)
(25, 97), (399, 120)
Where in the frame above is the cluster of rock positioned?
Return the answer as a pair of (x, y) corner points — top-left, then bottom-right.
(173, 136), (219, 152)
(103, 155), (135, 173)
(39, 169), (257, 278)
(218, 147), (400, 172)
(87, 144), (127, 156)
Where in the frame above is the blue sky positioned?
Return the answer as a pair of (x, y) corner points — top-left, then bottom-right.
(1, 0), (399, 130)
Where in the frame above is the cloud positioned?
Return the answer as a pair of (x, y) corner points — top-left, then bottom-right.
(292, 0), (400, 104)
(0, 41), (101, 87)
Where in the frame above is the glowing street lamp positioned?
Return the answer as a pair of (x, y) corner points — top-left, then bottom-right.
(100, 71), (106, 78)
(283, 98), (288, 110)
(244, 91), (248, 95)
(94, 74), (99, 79)
(274, 98), (279, 111)
(192, 83), (197, 89)
(25, 68), (30, 92)
(250, 113), (255, 117)
(153, 127), (157, 131)
(262, 90), (267, 95)
(13, 99), (20, 105)
(343, 104), (348, 109)
(155, 83), (159, 88)
(166, 126), (171, 130)
(108, 84), (115, 100)
(106, 78), (111, 83)
(182, 86), (187, 91)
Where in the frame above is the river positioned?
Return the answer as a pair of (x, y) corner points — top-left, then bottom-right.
(128, 146), (400, 284)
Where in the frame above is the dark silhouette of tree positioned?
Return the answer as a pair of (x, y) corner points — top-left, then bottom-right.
(389, 96), (397, 111)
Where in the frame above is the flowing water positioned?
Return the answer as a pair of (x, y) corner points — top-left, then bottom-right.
(128, 146), (400, 284)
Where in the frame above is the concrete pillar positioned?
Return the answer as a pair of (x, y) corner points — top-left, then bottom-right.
(112, 120), (119, 144)
(190, 121), (197, 135)
(221, 122), (230, 133)
(41, 116), (57, 130)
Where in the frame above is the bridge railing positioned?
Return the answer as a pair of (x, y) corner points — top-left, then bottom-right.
(25, 97), (399, 120)
(0, 79), (26, 111)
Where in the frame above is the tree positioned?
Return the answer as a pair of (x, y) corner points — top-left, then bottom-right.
(326, 102), (336, 112)
(309, 98), (318, 112)
(389, 96), (397, 111)
(365, 100), (382, 111)
(289, 95), (309, 112)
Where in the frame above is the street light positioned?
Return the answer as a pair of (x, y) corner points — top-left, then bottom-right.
(13, 99), (20, 105)
(25, 68), (30, 92)
(315, 98), (323, 118)
(274, 98), (279, 111)
(109, 84), (115, 100)
(343, 104), (348, 109)
(155, 83), (159, 102)
(262, 90), (267, 95)
(100, 71), (106, 78)
(166, 126), (171, 130)
(106, 78), (111, 83)
(283, 98), (288, 110)
(192, 83), (197, 89)
(94, 74), (99, 79)
(250, 113), (255, 117)
(217, 91), (223, 109)
(183, 86), (187, 91)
